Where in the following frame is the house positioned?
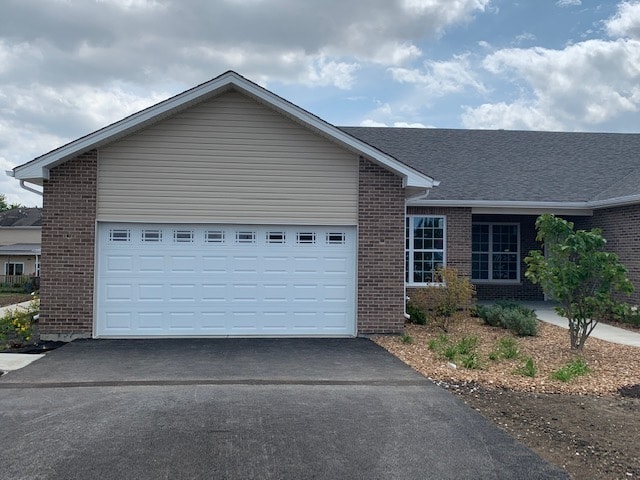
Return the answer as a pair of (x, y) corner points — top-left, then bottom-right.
(9, 71), (640, 340)
(0, 207), (41, 288)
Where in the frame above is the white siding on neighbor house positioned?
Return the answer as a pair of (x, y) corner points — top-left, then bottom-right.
(0, 229), (41, 246)
(97, 91), (359, 224)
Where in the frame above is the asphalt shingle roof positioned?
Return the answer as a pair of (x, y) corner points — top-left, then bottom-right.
(341, 127), (640, 203)
(0, 208), (42, 227)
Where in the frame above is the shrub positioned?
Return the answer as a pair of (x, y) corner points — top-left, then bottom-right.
(515, 356), (537, 378)
(428, 334), (448, 352)
(456, 335), (478, 355)
(607, 302), (640, 327)
(411, 267), (476, 332)
(477, 303), (538, 336)
(551, 357), (590, 382)
(500, 308), (538, 336)
(0, 296), (39, 348)
(406, 301), (427, 325)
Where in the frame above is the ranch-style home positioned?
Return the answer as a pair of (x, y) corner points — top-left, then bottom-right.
(9, 71), (640, 340)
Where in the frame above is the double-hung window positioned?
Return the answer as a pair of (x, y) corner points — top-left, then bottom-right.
(406, 216), (446, 285)
(472, 223), (520, 282)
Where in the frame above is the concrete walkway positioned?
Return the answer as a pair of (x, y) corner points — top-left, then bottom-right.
(523, 301), (640, 348)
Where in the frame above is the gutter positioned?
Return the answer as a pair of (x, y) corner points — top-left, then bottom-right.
(5, 170), (43, 197)
(409, 195), (640, 211)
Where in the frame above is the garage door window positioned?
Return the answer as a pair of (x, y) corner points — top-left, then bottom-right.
(109, 228), (131, 243)
(174, 230), (194, 243)
(236, 231), (256, 244)
(297, 232), (316, 244)
(142, 229), (163, 242)
(205, 230), (225, 243)
(267, 231), (286, 243)
(327, 232), (346, 244)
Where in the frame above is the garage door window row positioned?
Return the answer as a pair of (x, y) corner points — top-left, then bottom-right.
(107, 228), (347, 246)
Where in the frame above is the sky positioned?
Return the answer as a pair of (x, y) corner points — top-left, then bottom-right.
(1, 0), (640, 207)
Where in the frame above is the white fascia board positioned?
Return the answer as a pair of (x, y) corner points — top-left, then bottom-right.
(588, 194), (640, 209)
(12, 71), (437, 189)
(409, 195), (640, 211)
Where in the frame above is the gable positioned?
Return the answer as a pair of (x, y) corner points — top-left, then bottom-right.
(97, 91), (359, 224)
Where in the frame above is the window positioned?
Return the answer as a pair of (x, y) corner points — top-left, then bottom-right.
(326, 232), (346, 245)
(205, 230), (225, 243)
(405, 216), (445, 284)
(472, 223), (520, 282)
(5, 262), (24, 276)
(236, 231), (256, 244)
(109, 229), (130, 242)
(173, 229), (194, 243)
(142, 229), (163, 242)
(267, 232), (286, 244)
(296, 232), (316, 244)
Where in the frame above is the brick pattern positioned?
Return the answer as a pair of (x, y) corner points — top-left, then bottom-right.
(583, 205), (640, 304)
(357, 158), (406, 333)
(39, 151), (97, 336)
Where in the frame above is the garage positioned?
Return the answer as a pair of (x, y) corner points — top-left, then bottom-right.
(96, 223), (357, 337)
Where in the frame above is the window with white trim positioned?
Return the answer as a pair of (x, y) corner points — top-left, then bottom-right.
(296, 232), (316, 244)
(236, 231), (256, 244)
(5, 262), (24, 276)
(472, 223), (520, 282)
(109, 228), (130, 242)
(267, 232), (286, 244)
(405, 216), (445, 284)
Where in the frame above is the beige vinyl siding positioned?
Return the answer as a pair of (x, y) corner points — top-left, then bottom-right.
(0, 228), (41, 246)
(97, 91), (358, 224)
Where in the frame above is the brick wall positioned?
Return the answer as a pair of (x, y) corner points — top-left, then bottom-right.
(586, 205), (640, 304)
(357, 158), (406, 334)
(39, 151), (97, 338)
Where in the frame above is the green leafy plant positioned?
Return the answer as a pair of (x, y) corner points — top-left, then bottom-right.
(443, 344), (458, 361)
(428, 333), (449, 352)
(456, 335), (478, 355)
(399, 333), (414, 344)
(525, 214), (634, 350)
(607, 302), (640, 327)
(490, 337), (519, 361)
(410, 267), (476, 332)
(406, 301), (428, 325)
(515, 356), (537, 378)
(0, 295), (39, 348)
(551, 357), (590, 382)
(460, 352), (481, 369)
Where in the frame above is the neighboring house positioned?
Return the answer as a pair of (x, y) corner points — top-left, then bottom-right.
(0, 207), (41, 287)
(8, 71), (640, 340)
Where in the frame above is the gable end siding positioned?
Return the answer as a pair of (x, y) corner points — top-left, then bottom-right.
(97, 91), (358, 225)
(39, 152), (97, 338)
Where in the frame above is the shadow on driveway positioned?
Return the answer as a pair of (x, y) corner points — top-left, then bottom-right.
(0, 338), (567, 479)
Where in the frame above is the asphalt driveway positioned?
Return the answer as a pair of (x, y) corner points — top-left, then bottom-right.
(0, 338), (567, 479)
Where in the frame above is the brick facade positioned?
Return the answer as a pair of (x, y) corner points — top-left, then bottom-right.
(582, 205), (640, 305)
(39, 152), (97, 339)
(357, 158), (406, 334)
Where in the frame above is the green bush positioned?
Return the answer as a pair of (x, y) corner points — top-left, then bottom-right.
(515, 356), (537, 378)
(406, 301), (428, 325)
(607, 302), (640, 327)
(460, 352), (481, 369)
(477, 303), (538, 336)
(456, 335), (478, 355)
(400, 333), (414, 344)
(428, 334), (449, 352)
(0, 296), (39, 347)
(410, 267), (476, 332)
(551, 357), (590, 382)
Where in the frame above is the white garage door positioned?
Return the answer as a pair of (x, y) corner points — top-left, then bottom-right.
(96, 224), (356, 337)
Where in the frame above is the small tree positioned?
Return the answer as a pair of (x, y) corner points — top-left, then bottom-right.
(525, 214), (633, 351)
(411, 267), (475, 332)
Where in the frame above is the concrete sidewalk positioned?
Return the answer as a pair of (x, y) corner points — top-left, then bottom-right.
(523, 301), (640, 348)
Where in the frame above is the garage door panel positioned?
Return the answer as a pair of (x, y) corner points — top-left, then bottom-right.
(97, 224), (356, 337)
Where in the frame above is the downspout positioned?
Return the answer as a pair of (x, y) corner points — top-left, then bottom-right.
(4, 171), (44, 197)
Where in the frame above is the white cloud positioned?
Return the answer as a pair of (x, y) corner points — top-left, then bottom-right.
(556, 0), (581, 7)
(606, 1), (640, 39)
(390, 53), (487, 97)
(464, 36), (640, 130)
(360, 119), (429, 128)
